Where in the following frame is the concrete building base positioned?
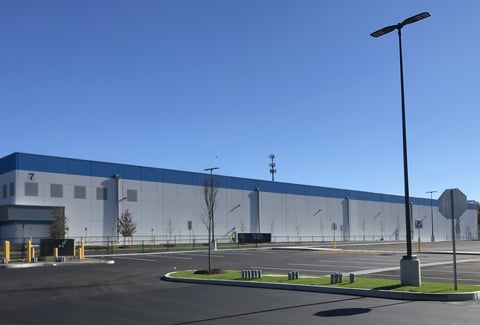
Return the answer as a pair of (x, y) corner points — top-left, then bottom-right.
(400, 256), (421, 286)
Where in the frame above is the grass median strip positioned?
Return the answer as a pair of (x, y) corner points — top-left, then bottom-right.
(169, 270), (480, 294)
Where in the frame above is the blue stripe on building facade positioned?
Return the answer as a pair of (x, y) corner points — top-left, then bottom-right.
(2, 152), (476, 210)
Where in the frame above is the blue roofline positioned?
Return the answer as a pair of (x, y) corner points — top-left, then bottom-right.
(1, 152), (476, 209)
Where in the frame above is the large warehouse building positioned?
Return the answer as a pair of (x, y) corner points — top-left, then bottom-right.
(0, 152), (477, 244)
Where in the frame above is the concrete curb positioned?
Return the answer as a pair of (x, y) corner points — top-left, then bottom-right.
(162, 272), (480, 302)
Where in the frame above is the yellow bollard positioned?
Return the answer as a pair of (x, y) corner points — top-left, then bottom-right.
(333, 235), (336, 250)
(54, 247), (58, 258)
(4, 240), (10, 261)
(27, 239), (32, 262)
(80, 241), (85, 260)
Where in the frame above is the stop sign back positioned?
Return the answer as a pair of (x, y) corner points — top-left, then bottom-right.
(438, 188), (467, 220)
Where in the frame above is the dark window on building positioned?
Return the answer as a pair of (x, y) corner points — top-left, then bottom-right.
(9, 182), (14, 196)
(74, 185), (86, 199)
(127, 189), (138, 202)
(2, 184), (7, 198)
(25, 182), (38, 196)
(50, 184), (63, 198)
(96, 187), (108, 201)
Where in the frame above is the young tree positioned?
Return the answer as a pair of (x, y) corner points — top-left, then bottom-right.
(49, 207), (67, 239)
(117, 209), (137, 247)
(166, 218), (175, 245)
(203, 174), (218, 273)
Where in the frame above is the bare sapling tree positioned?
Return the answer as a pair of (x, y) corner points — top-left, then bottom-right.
(50, 207), (68, 239)
(167, 218), (175, 245)
(203, 174), (218, 273)
(117, 209), (137, 247)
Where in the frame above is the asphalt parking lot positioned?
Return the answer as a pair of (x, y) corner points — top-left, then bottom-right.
(107, 240), (480, 285)
(3, 240), (480, 324)
(273, 240), (480, 284)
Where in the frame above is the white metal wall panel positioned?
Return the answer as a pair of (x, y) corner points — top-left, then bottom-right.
(2, 167), (477, 242)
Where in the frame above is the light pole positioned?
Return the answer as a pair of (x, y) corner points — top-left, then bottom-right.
(313, 208), (322, 241)
(114, 174), (121, 242)
(371, 11), (430, 286)
(373, 212), (382, 241)
(426, 190), (437, 242)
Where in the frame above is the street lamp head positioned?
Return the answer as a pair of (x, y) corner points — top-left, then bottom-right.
(370, 25), (397, 38)
(370, 12), (430, 38)
(401, 12), (430, 27)
(204, 167), (219, 172)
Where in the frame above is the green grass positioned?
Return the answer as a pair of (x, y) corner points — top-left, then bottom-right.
(169, 270), (480, 293)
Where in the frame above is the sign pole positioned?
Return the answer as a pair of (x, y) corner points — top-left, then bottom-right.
(439, 188), (467, 291)
(450, 190), (458, 290)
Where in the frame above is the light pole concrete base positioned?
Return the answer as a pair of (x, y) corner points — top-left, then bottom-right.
(210, 240), (217, 251)
(400, 256), (421, 286)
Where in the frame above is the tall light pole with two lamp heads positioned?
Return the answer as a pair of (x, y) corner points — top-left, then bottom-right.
(371, 11), (430, 286)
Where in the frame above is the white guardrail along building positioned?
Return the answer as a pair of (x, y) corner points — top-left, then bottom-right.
(0, 152), (477, 243)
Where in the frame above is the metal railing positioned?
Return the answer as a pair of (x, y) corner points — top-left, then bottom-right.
(1, 234), (475, 259)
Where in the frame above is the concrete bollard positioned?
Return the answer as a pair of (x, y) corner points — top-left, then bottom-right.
(330, 273), (343, 284)
(242, 269), (262, 280)
(350, 273), (356, 283)
(288, 271), (299, 280)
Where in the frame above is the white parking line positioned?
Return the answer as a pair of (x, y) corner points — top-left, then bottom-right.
(116, 255), (193, 261)
(115, 257), (157, 262)
(155, 255), (193, 260)
(289, 261), (397, 267)
(179, 253), (225, 258)
(217, 252), (253, 256)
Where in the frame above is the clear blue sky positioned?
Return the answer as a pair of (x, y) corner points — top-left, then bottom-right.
(1, 1), (479, 201)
